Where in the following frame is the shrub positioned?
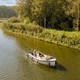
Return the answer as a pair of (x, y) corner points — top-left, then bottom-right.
(24, 17), (30, 24)
(7, 17), (20, 23)
(16, 23), (25, 30)
(2, 22), (14, 29)
(26, 23), (43, 33)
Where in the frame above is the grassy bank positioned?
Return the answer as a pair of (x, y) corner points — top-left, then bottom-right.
(0, 18), (8, 23)
(2, 21), (80, 50)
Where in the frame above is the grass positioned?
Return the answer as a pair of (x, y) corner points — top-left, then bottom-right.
(2, 20), (80, 50)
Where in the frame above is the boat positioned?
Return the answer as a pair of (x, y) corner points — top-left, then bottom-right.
(27, 50), (57, 67)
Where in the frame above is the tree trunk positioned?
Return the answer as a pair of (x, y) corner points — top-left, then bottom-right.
(44, 17), (46, 28)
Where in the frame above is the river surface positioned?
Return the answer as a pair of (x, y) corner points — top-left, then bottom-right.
(0, 29), (80, 80)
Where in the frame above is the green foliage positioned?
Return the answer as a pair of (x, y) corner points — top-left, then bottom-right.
(2, 0), (80, 50)
(39, 29), (80, 50)
(26, 23), (43, 33)
(16, 0), (33, 19)
(16, 0), (80, 31)
(2, 22), (14, 29)
(3, 20), (80, 50)
(7, 17), (20, 23)
(3, 20), (43, 34)
(0, 5), (17, 18)
(23, 17), (30, 24)
(65, 0), (80, 31)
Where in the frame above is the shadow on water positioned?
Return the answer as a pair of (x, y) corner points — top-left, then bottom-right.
(35, 62), (67, 73)
(55, 63), (67, 71)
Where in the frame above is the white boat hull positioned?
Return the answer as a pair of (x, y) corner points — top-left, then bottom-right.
(27, 52), (57, 67)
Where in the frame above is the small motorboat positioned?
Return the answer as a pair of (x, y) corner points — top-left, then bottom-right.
(27, 50), (57, 67)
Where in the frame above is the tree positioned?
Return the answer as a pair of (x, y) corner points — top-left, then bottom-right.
(16, 0), (79, 30)
(66, 0), (80, 31)
(16, 0), (33, 20)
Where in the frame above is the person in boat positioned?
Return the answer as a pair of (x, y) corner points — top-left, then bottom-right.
(32, 50), (37, 57)
(38, 52), (44, 58)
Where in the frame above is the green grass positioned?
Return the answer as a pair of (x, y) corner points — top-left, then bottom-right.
(2, 21), (80, 50)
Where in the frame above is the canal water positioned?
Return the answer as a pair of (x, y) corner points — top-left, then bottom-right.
(0, 29), (80, 80)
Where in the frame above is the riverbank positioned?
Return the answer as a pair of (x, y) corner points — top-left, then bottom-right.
(0, 18), (8, 23)
(2, 22), (80, 50)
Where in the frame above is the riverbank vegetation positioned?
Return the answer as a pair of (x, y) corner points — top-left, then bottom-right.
(2, 0), (80, 50)
(2, 18), (80, 50)
(16, 0), (80, 31)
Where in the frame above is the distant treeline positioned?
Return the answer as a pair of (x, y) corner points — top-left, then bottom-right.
(0, 5), (17, 18)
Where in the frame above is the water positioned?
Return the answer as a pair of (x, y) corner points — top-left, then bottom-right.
(0, 29), (80, 80)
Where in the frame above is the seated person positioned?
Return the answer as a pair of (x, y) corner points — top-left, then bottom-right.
(32, 50), (37, 57)
(39, 52), (44, 57)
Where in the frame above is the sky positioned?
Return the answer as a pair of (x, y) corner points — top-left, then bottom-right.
(0, 0), (16, 6)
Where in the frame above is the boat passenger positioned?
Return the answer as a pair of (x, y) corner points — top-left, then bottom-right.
(33, 50), (36, 54)
(33, 50), (37, 57)
(39, 52), (44, 58)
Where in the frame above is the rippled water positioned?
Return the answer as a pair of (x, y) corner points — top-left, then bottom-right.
(0, 29), (80, 80)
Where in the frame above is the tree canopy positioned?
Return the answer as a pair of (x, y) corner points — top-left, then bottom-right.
(16, 0), (80, 31)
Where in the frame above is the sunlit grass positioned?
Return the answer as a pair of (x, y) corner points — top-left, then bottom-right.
(2, 20), (80, 50)
(0, 18), (8, 23)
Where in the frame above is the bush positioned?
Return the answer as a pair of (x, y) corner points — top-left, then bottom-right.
(13, 23), (26, 31)
(2, 22), (14, 29)
(24, 17), (30, 24)
(26, 23), (43, 33)
(7, 17), (20, 23)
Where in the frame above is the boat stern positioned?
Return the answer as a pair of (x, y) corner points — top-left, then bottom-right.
(48, 58), (57, 67)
